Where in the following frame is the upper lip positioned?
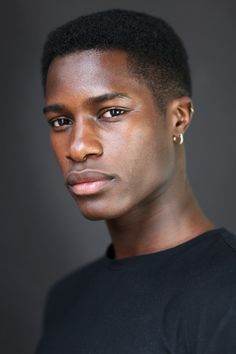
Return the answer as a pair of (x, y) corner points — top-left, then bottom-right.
(66, 169), (115, 186)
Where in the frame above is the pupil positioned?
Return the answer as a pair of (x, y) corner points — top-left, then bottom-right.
(112, 109), (119, 116)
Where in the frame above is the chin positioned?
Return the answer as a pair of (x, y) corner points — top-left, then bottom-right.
(74, 200), (111, 221)
(74, 198), (129, 221)
(80, 209), (106, 221)
(79, 206), (124, 221)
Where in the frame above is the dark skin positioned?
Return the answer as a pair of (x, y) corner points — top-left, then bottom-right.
(44, 49), (214, 259)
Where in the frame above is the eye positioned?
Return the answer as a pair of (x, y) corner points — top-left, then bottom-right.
(100, 108), (127, 119)
(48, 117), (73, 130)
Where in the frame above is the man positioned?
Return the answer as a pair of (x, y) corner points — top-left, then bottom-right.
(36, 9), (236, 354)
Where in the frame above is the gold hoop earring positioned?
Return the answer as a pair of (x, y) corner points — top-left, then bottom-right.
(173, 133), (184, 145)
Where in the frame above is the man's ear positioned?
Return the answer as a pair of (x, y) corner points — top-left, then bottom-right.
(167, 97), (194, 137)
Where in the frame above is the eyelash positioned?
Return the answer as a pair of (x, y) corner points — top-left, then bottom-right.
(48, 108), (127, 129)
(101, 108), (126, 119)
(48, 117), (72, 128)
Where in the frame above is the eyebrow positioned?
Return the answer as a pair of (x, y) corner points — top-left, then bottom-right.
(43, 103), (66, 114)
(88, 92), (131, 104)
(43, 92), (131, 114)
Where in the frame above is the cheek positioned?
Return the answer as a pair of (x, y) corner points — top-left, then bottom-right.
(107, 122), (169, 184)
(50, 135), (68, 171)
(118, 124), (173, 193)
(124, 126), (165, 173)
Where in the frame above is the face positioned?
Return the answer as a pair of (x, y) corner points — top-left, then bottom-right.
(44, 50), (177, 220)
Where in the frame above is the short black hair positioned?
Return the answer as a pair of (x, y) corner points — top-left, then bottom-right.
(41, 9), (192, 112)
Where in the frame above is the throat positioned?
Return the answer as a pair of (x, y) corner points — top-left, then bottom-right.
(106, 185), (214, 260)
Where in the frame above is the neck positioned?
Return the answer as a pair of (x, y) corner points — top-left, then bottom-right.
(106, 176), (214, 260)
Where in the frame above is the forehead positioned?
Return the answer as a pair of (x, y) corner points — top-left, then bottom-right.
(45, 50), (150, 100)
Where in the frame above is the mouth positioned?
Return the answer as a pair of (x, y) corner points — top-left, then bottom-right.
(66, 169), (115, 196)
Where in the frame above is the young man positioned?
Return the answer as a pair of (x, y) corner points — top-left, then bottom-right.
(36, 9), (236, 354)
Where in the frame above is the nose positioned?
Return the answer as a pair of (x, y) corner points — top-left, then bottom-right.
(67, 118), (103, 162)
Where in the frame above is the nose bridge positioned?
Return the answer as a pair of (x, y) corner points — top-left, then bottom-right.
(69, 116), (103, 161)
(72, 116), (92, 145)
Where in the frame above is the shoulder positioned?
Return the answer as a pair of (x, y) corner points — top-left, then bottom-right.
(163, 229), (236, 353)
(183, 228), (236, 352)
(200, 228), (236, 280)
(183, 228), (236, 298)
(220, 228), (236, 254)
(50, 256), (105, 294)
(182, 227), (236, 279)
(48, 255), (106, 301)
(42, 256), (105, 332)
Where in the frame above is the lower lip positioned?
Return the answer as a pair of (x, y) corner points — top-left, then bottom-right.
(69, 179), (113, 196)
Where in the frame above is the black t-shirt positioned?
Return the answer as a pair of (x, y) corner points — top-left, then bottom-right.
(36, 228), (236, 353)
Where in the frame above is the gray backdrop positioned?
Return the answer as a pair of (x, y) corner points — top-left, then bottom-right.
(1, 0), (235, 353)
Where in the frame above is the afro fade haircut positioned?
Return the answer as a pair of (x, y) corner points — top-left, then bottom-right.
(41, 9), (192, 112)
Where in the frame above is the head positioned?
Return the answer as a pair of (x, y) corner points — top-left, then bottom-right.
(42, 9), (193, 220)
(42, 9), (192, 113)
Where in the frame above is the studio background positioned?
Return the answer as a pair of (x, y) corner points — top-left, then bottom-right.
(1, 1), (235, 353)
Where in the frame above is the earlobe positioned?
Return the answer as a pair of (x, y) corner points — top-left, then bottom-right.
(173, 133), (184, 145)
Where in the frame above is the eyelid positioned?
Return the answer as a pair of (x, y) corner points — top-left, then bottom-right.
(98, 106), (130, 118)
(47, 107), (130, 127)
(48, 116), (73, 128)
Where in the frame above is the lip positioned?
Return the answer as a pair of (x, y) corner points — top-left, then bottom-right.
(66, 169), (115, 196)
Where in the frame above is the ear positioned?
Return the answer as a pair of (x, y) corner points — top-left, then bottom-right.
(167, 97), (194, 137)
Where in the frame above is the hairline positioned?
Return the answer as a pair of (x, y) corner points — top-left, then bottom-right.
(44, 48), (179, 115)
